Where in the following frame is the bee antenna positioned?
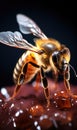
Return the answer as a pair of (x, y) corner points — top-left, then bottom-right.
(69, 64), (77, 78)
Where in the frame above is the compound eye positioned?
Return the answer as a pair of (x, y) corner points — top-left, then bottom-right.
(52, 54), (57, 63)
(52, 51), (59, 64)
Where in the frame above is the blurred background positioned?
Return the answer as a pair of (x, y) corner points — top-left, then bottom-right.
(0, 0), (77, 87)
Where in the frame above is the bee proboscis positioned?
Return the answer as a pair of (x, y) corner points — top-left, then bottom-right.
(0, 14), (77, 106)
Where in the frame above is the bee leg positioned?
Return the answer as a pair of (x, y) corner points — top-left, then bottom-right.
(24, 62), (50, 106)
(11, 62), (40, 100)
(23, 61), (50, 106)
(64, 66), (71, 94)
(34, 72), (41, 92)
(64, 79), (77, 98)
(40, 67), (50, 107)
(64, 66), (77, 98)
(10, 72), (25, 100)
(10, 84), (21, 100)
(52, 70), (58, 90)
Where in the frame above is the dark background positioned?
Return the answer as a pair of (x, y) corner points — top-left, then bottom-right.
(0, 0), (77, 87)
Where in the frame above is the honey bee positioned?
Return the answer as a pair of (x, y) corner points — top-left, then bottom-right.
(0, 14), (76, 106)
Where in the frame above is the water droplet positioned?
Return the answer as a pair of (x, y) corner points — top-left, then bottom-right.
(1, 88), (10, 99)
(15, 109), (23, 117)
(34, 121), (38, 126)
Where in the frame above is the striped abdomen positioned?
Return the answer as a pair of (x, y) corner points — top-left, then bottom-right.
(13, 51), (39, 86)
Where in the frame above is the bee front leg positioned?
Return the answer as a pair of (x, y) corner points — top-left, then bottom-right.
(40, 67), (50, 107)
(64, 66), (77, 98)
(64, 66), (71, 95)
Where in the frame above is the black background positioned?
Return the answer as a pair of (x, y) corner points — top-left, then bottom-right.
(0, 0), (77, 87)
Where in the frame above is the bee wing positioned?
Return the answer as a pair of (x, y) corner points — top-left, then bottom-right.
(0, 31), (43, 54)
(16, 14), (48, 39)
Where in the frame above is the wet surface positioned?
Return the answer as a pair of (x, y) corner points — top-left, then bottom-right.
(0, 79), (77, 130)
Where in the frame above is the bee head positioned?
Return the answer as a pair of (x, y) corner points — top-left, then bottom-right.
(52, 48), (71, 74)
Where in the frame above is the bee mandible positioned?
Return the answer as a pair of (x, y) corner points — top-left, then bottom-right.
(0, 14), (77, 106)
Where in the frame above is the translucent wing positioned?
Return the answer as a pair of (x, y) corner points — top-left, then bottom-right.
(16, 14), (48, 39)
(0, 31), (43, 54)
